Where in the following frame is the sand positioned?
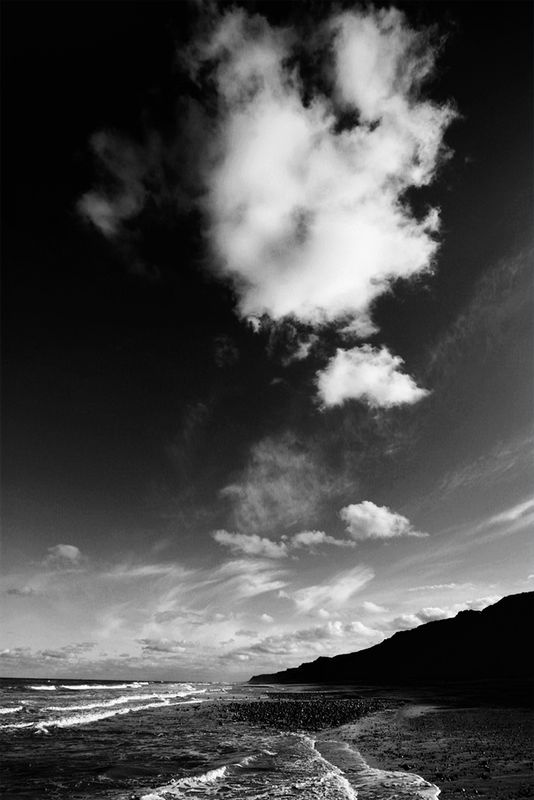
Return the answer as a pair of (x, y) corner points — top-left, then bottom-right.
(338, 704), (534, 800)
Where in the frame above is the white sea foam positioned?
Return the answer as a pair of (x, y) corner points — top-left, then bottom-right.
(299, 735), (358, 800)
(316, 738), (441, 800)
(0, 721), (35, 730)
(140, 766), (228, 799)
(0, 698), (188, 732)
(59, 682), (147, 691)
(46, 689), (205, 712)
(0, 706), (23, 714)
(29, 685), (56, 691)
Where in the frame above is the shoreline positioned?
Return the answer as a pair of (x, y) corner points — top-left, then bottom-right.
(207, 689), (533, 800)
(335, 704), (534, 800)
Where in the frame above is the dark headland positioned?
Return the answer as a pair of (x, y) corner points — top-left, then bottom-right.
(249, 592), (534, 688)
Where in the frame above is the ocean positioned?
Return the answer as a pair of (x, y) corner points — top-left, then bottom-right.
(0, 677), (445, 799)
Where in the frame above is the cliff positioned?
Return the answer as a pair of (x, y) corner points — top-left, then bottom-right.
(249, 592), (534, 684)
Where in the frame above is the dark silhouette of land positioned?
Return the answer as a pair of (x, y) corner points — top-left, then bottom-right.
(249, 592), (534, 687)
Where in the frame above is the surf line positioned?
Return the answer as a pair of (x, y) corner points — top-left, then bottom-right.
(314, 737), (441, 799)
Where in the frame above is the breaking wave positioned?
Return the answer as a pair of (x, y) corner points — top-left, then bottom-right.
(29, 685), (57, 691)
(0, 698), (192, 732)
(140, 766), (228, 799)
(59, 682), (149, 691)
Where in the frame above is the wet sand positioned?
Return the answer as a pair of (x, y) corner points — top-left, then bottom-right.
(338, 705), (534, 800)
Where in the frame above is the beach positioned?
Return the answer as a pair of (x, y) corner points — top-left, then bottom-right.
(339, 703), (534, 800)
(2, 678), (533, 798)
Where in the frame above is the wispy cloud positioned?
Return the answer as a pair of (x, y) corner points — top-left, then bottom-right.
(390, 595), (502, 631)
(212, 530), (288, 559)
(4, 586), (36, 597)
(284, 565), (374, 614)
(290, 530), (356, 550)
(361, 601), (388, 613)
(220, 433), (345, 534)
(137, 638), (194, 655)
(483, 498), (534, 527)
(223, 618), (382, 665)
(212, 528), (357, 559)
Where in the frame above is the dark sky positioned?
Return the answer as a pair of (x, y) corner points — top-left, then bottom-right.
(1, 1), (532, 679)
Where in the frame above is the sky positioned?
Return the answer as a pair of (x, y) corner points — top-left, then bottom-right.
(1, 0), (532, 681)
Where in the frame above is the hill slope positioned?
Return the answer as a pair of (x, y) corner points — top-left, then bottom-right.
(249, 592), (534, 684)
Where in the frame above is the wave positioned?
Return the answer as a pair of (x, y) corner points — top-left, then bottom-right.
(315, 738), (440, 800)
(0, 706), (23, 715)
(46, 689), (206, 712)
(58, 682), (149, 691)
(28, 685), (56, 691)
(0, 697), (189, 732)
(140, 766), (227, 799)
(138, 735), (360, 800)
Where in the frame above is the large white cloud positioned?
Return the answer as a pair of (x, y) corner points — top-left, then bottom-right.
(340, 501), (427, 540)
(186, 7), (453, 405)
(316, 345), (429, 408)
(79, 7), (454, 408)
(192, 8), (452, 326)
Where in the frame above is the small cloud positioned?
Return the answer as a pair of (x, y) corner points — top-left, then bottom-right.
(361, 601), (387, 613)
(137, 638), (193, 655)
(407, 582), (474, 593)
(40, 649), (68, 660)
(316, 346), (429, 409)
(260, 613), (274, 624)
(212, 530), (288, 559)
(5, 586), (36, 597)
(392, 606), (451, 631)
(340, 501), (427, 541)
(77, 132), (147, 238)
(44, 544), (83, 568)
(462, 595), (502, 611)
(290, 530), (356, 550)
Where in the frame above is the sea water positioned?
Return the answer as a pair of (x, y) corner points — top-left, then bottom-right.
(0, 678), (440, 798)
